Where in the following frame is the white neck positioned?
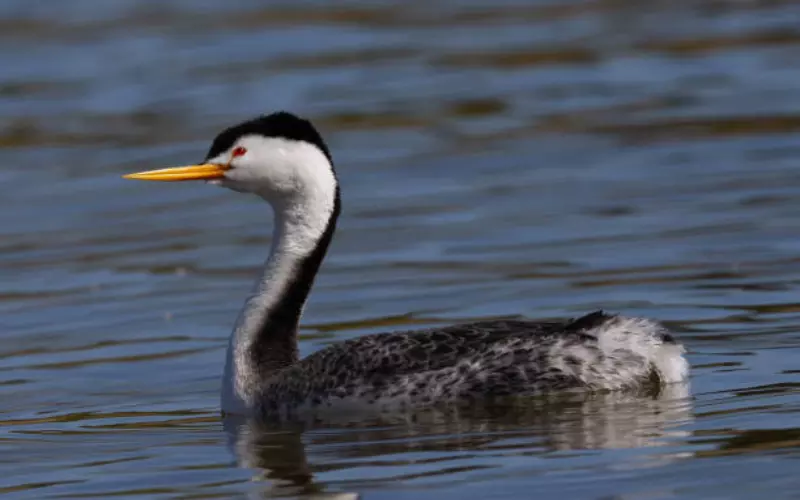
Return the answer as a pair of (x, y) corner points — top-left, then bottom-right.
(221, 158), (338, 415)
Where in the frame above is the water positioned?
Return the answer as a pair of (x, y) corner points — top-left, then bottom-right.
(1, 0), (799, 498)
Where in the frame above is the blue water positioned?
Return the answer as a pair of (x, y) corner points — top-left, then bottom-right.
(1, 1), (799, 498)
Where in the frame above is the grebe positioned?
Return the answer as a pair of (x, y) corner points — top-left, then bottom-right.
(124, 112), (688, 420)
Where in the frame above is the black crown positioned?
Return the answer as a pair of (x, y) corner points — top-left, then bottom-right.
(205, 112), (333, 164)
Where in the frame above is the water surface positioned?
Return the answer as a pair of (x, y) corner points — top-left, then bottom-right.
(1, 1), (799, 498)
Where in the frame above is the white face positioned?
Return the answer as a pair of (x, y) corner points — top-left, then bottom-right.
(206, 135), (336, 204)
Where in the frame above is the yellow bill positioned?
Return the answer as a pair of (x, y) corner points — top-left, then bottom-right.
(123, 164), (228, 182)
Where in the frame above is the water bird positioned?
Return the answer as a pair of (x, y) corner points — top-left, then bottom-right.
(124, 112), (688, 420)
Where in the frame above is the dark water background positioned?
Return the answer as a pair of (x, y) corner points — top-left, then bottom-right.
(1, 1), (799, 498)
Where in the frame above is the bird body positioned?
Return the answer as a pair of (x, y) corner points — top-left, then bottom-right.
(124, 112), (689, 421)
(253, 313), (686, 420)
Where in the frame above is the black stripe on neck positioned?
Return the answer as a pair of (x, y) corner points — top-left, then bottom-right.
(249, 186), (341, 375)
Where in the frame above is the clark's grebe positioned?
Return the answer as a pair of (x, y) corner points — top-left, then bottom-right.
(124, 112), (688, 420)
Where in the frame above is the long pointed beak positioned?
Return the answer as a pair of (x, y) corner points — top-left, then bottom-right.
(123, 164), (229, 182)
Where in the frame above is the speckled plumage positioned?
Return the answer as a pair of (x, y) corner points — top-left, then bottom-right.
(254, 311), (687, 420)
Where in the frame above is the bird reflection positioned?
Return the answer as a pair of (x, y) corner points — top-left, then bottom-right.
(224, 383), (691, 498)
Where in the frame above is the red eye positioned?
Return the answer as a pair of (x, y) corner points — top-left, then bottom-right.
(232, 146), (247, 158)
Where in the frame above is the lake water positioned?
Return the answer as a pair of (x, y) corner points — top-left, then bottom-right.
(1, 1), (799, 498)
